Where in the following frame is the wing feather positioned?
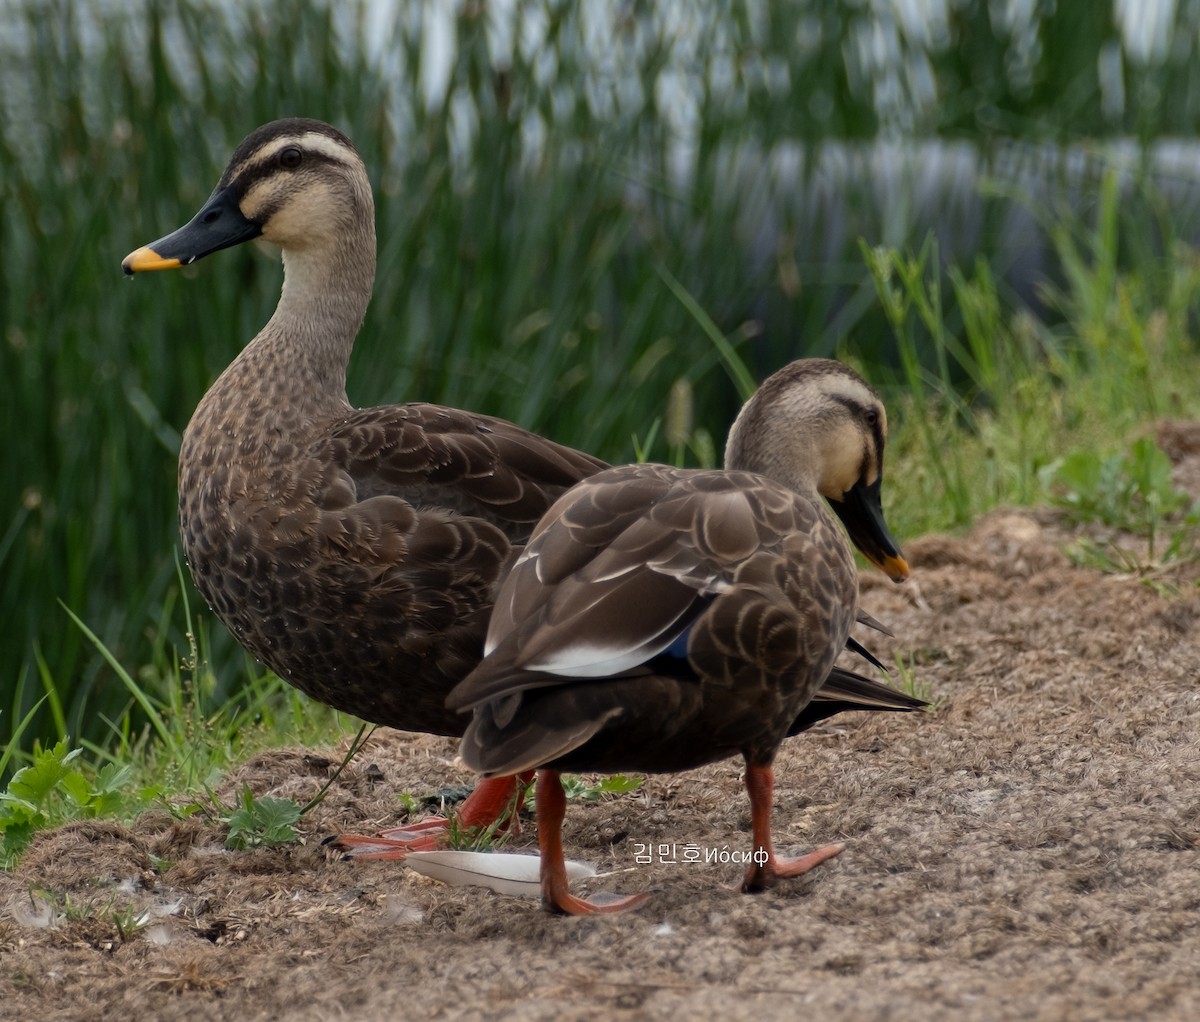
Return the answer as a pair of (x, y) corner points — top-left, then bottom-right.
(329, 402), (607, 533)
(456, 464), (826, 711)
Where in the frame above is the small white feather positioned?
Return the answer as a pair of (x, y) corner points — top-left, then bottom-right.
(405, 851), (596, 899)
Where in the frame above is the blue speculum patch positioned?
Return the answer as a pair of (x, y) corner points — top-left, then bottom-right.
(663, 625), (692, 659)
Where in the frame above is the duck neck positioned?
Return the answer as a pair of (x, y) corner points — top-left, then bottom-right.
(724, 405), (820, 497)
(184, 229), (377, 455)
(259, 229), (376, 407)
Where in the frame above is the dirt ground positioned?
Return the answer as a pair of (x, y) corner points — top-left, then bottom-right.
(3, 427), (1199, 1022)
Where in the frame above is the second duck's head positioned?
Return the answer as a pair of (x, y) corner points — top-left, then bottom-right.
(122, 118), (373, 275)
(726, 358), (910, 582)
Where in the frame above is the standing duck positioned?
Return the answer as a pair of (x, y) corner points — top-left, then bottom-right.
(122, 119), (915, 850)
(122, 118), (607, 838)
(449, 359), (910, 914)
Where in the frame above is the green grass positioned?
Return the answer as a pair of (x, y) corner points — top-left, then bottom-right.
(0, 576), (364, 866)
(861, 178), (1200, 539)
(3, 0), (1200, 816)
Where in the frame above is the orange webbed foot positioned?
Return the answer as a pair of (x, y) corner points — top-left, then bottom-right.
(536, 769), (650, 915)
(739, 763), (844, 893)
(326, 817), (451, 858)
(740, 841), (845, 892)
(543, 886), (652, 915)
(327, 773), (532, 860)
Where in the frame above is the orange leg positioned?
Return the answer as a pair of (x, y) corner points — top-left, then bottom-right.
(740, 762), (844, 892)
(458, 770), (533, 830)
(331, 772), (533, 859)
(538, 769), (650, 915)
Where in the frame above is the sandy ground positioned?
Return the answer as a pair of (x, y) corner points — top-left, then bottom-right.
(2, 428), (1199, 1022)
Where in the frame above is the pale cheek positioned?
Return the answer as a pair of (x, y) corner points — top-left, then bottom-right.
(254, 182), (339, 247)
(262, 205), (310, 245)
(820, 446), (865, 498)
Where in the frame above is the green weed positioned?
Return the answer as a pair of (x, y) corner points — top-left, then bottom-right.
(223, 786), (303, 850)
(438, 774), (644, 849)
(23, 887), (154, 942)
(0, 585), (367, 865)
(1041, 438), (1200, 574)
(864, 175), (1200, 541)
(1041, 439), (1194, 530)
(441, 777), (535, 852)
(394, 791), (420, 817)
(182, 722), (374, 850)
(0, 738), (160, 866)
(443, 813), (514, 853)
(890, 654), (943, 711)
(560, 774), (645, 802)
(110, 902), (153, 942)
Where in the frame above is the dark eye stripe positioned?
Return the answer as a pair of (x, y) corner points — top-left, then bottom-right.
(251, 150), (340, 190)
(220, 117), (355, 180)
(219, 145), (348, 198)
(829, 393), (885, 477)
(868, 412), (884, 459)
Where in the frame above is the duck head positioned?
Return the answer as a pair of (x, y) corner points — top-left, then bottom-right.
(725, 358), (910, 582)
(121, 118), (373, 274)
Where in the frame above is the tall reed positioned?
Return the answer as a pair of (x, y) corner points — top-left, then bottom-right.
(3, 0), (1200, 765)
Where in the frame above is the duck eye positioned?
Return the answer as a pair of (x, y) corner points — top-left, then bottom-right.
(279, 146), (303, 169)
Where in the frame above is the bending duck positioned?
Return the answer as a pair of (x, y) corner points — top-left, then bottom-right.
(122, 119), (915, 849)
(449, 358), (910, 914)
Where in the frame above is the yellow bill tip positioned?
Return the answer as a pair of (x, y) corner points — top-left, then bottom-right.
(121, 246), (182, 275)
(873, 552), (911, 583)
